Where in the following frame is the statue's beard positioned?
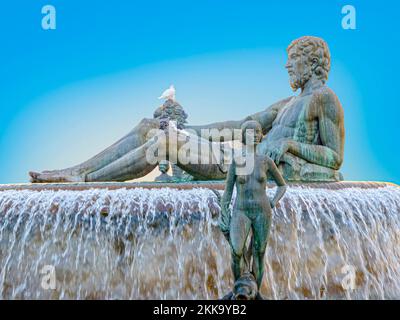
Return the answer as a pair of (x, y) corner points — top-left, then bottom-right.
(289, 68), (313, 91)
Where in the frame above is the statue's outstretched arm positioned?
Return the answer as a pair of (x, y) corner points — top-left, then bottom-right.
(268, 158), (287, 208)
(187, 120), (244, 139)
(285, 91), (344, 170)
(186, 97), (292, 139)
(219, 160), (236, 237)
(248, 97), (293, 135)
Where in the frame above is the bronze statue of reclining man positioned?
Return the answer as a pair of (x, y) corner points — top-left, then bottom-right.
(29, 36), (344, 183)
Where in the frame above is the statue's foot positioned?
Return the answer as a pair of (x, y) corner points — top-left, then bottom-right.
(29, 171), (86, 183)
(220, 290), (260, 300)
(255, 292), (265, 300)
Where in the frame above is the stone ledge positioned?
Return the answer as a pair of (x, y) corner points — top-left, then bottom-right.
(0, 181), (397, 192)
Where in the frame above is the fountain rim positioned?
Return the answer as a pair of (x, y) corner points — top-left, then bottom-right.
(0, 181), (397, 192)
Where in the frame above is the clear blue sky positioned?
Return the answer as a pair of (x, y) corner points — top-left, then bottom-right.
(0, 0), (399, 184)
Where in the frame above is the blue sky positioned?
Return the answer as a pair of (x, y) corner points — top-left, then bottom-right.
(0, 0), (399, 184)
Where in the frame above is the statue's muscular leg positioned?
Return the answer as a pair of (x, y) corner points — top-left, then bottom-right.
(279, 153), (342, 182)
(170, 128), (230, 180)
(29, 118), (160, 182)
(251, 210), (271, 288)
(230, 210), (252, 282)
(85, 132), (162, 181)
(29, 120), (231, 182)
(86, 124), (230, 181)
(257, 140), (342, 182)
(28, 121), (226, 182)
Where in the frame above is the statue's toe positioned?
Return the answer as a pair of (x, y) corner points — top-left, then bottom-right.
(29, 171), (39, 179)
(29, 171), (44, 183)
(220, 291), (234, 300)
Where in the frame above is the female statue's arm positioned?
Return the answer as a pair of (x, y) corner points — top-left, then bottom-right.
(267, 158), (287, 208)
(219, 160), (236, 237)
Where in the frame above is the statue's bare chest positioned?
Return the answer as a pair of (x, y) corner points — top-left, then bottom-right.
(236, 156), (268, 186)
(266, 95), (318, 143)
(274, 96), (313, 127)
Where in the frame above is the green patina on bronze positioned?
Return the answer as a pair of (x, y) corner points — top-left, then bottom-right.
(29, 36), (344, 184)
(153, 99), (188, 129)
(154, 160), (193, 183)
(154, 160), (173, 183)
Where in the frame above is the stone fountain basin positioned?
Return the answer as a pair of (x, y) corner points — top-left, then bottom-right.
(0, 181), (399, 299)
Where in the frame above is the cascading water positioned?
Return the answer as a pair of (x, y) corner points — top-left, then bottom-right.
(0, 184), (400, 299)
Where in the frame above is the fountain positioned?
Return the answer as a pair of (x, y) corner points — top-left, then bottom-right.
(1, 36), (400, 300)
(0, 182), (400, 299)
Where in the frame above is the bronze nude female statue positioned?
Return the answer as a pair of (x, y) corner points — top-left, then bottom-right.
(219, 120), (287, 299)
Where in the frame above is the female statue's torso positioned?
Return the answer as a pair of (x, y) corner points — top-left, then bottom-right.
(234, 155), (271, 216)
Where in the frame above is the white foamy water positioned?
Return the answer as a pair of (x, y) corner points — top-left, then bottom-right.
(0, 185), (400, 299)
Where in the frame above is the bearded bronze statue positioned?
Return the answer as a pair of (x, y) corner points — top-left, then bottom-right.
(29, 36), (344, 183)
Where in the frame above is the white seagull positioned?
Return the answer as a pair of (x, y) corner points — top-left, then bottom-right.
(158, 85), (176, 101)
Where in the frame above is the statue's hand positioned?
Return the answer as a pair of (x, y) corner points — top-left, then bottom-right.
(269, 198), (275, 209)
(266, 140), (293, 165)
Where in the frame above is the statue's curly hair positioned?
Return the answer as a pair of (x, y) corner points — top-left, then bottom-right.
(287, 36), (331, 84)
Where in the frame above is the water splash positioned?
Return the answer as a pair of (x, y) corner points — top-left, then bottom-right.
(0, 185), (399, 299)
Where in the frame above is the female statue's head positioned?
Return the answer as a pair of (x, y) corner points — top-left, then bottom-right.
(241, 120), (263, 146)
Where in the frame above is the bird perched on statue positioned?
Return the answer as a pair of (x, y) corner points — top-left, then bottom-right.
(154, 84), (187, 129)
(158, 85), (176, 101)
